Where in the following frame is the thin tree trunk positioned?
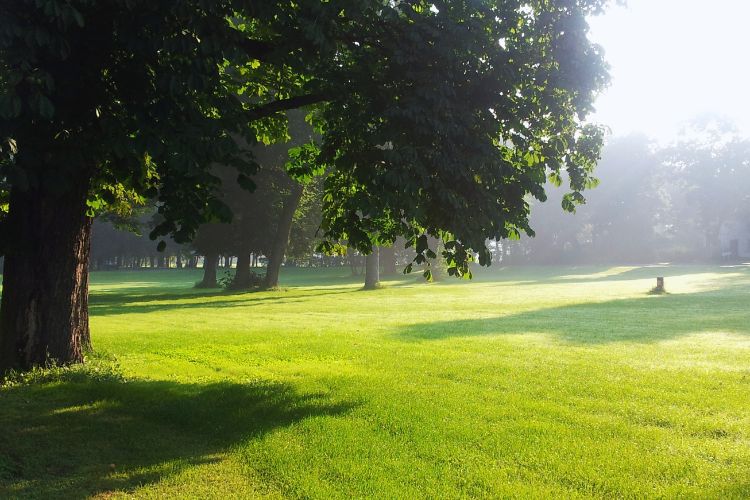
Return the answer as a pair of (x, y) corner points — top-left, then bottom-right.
(364, 247), (380, 289)
(381, 245), (397, 275)
(428, 236), (444, 281)
(197, 253), (219, 288)
(264, 183), (304, 289)
(493, 239), (502, 265)
(0, 183), (92, 373)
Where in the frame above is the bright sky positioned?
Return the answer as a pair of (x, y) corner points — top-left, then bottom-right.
(587, 0), (750, 141)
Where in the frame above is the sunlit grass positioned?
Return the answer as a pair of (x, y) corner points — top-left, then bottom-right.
(1, 265), (749, 498)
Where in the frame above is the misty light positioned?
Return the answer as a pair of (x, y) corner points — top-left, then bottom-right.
(588, 0), (750, 141)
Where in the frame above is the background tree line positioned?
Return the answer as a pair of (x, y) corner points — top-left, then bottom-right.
(494, 118), (750, 265)
(92, 117), (750, 276)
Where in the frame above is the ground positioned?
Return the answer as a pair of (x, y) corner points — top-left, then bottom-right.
(1, 265), (749, 498)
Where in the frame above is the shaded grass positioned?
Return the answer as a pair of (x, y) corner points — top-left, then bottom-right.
(2, 265), (750, 498)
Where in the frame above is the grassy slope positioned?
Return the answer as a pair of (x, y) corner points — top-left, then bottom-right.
(1, 265), (749, 498)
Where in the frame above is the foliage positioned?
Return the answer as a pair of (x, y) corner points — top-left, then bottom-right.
(660, 117), (750, 257)
(288, 174), (325, 262)
(216, 269), (236, 289)
(0, 0), (258, 245)
(513, 134), (663, 264)
(313, 1), (610, 274)
(0, 351), (123, 388)
(191, 114), (317, 262)
(497, 125), (750, 265)
(1, 0), (611, 273)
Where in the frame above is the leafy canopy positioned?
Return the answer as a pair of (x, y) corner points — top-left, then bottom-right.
(0, 0), (611, 272)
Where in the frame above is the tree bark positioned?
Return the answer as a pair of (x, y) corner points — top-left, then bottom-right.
(426, 236), (445, 281)
(0, 183), (92, 373)
(231, 253), (252, 289)
(349, 254), (364, 276)
(381, 245), (397, 275)
(364, 247), (380, 289)
(197, 253), (219, 288)
(264, 182), (304, 289)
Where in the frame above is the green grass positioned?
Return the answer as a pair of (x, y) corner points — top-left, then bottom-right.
(1, 265), (749, 498)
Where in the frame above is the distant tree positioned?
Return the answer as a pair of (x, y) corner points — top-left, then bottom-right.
(364, 247), (380, 290)
(380, 245), (398, 276)
(661, 117), (750, 259)
(262, 140), (321, 289)
(512, 135), (663, 264)
(192, 222), (231, 288)
(265, 182), (305, 288)
(287, 175), (324, 266)
(192, 113), (317, 290)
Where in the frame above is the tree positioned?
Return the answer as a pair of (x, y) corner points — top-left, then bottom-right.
(380, 245), (398, 276)
(661, 117), (750, 259)
(364, 247), (380, 290)
(514, 134), (663, 264)
(192, 222), (231, 288)
(265, 181), (305, 289)
(190, 113), (317, 290)
(286, 175), (324, 266)
(1, 1), (610, 372)
(263, 140), (321, 288)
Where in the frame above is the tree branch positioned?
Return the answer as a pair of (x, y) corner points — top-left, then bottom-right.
(245, 93), (331, 121)
(238, 38), (278, 62)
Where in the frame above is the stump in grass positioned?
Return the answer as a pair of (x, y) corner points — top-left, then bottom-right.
(649, 276), (667, 295)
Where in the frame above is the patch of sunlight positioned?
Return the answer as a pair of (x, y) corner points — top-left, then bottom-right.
(556, 266), (639, 280)
(51, 400), (112, 415)
(659, 331), (750, 349)
(629, 332), (750, 372)
(91, 281), (179, 291)
(662, 272), (746, 294)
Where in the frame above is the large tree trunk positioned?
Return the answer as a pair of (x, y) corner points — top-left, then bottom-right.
(381, 245), (397, 275)
(0, 183), (92, 373)
(364, 247), (380, 289)
(264, 183), (304, 289)
(197, 253), (219, 288)
(231, 253), (252, 289)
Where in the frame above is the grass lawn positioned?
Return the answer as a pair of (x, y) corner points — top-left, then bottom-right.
(1, 265), (749, 498)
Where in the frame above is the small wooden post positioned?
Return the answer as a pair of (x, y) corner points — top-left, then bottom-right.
(656, 276), (665, 292)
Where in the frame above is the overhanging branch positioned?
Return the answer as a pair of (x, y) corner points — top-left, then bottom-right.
(238, 38), (277, 62)
(245, 93), (331, 121)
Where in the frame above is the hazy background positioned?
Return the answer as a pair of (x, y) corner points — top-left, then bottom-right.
(588, 0), (750, 141)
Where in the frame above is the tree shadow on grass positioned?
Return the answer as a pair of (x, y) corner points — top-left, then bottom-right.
(470, 264), (750, 286)
(0, 374), (357, 498)
(89, 287), (357, 316)
(396, 283), (750, 344)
